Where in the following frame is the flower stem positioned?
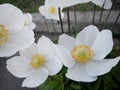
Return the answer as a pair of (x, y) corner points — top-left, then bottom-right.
(92, 4), (96, 24)
(74, 6), (78, 32)
(58, 7), (64, 33)
(66, 8), (71, 35)
(98, 2), (105, 26)
(43, 16), (50, 33)
(51, 19), (57, 34)
(49, 76), (64, 85)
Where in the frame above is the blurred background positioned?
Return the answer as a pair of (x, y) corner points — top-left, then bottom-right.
(0, 0), (120, 13)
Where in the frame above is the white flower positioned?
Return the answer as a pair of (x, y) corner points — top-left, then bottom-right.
(39, 0), (64, 20)
(24, 13), (36, 30)
(57, 25), (120, 82)
(91, 0), (112, 9)
(6, 36), (62, 88)
(0, 4), (35, 57)
(55, 0), (90, 8)
(54, 0), (112, 9)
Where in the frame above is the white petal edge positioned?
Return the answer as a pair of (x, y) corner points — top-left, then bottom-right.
(0, 42), (18, 57)
(104, 0), (112, 9)
(19, 43), (38, 61)
(58, 34), (75, 50)
(0, 4), (24, 33)
(56, 45), (76, 68)
(91, 30), (113, 60)
(37, 36), (55, 60)
(66, 63), (97, 82)
(8, 26), (35, 50)
(27, 22), (36, 30)
(91, 0), (104, 8)
(86, 56), (120, 76)
(76, 25), (99, 47)
(44, 55), (62, 75)
(55, 0), (90, 8)
(39, 5), (64, 20)
(22, 67), (48, 88)
(24, 13), (32, 24)
(6, 56), (32, 78)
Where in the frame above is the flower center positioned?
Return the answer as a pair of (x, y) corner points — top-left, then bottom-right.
(30, 54), (44, 68)
(71, 45), (93, 64)
(24, 22), (27, 26)
(0, 25), (8, 45)
(48, 6), (56, 14)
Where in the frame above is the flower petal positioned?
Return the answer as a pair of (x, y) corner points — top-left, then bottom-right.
(39, 5), (64, 20)
(37, 36), (55, 60)
(44, 55), (62, 75)
(24, 13), (32, 24)
(91, 30), (113, 60)
(58, 34), (75, 50)
(27, 22), (36, 30)
(56, 45), (76, 67)
(39, 5), (51, 19)
(22, 67), (48, 88)
(0, 42), (18, 57)
(76, 25), (99, 47)
(6, 56), (32, 78)
(19, 43), (38, 61)
(86, 56), (120, 76)
(53, 0), (90, 8)
(104, 0), (112, 9)
(66, 63), (97, 82)
(8, 26), (35, 50)
(0, 4), (24, 33)
(91, 0), (104, 8)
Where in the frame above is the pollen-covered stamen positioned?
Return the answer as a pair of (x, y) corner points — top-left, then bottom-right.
(48, 6), (56, 14)
(24, 22), (27, 26)
(0, 25), (8, 45)
(30, 54), (44, 68)
(71, 45), (93, 64)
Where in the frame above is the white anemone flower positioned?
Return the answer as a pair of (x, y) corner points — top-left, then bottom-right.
(55, 0), (112, 9)
(91, 0), (112, 9)
(39, 0), (64, 20)
(55, 0), (90, 8)
(24, 13), (36, 30)
(0, 4), (35, 57)
(57, 25), (120, 82)
(7, 36), (62, 88)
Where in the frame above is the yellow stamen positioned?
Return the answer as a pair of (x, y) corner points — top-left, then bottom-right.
(30, 54), (44, 68)
(71, 45), (93, 64)
(24, 22), (27, 26)
(0, 25), (8, 45)
(48, 6), (56, 14)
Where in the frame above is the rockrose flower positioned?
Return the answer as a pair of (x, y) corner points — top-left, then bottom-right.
(57, 25), (120, 82)
(7, 36), (62, 88)
(0, 4), (35, 57)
